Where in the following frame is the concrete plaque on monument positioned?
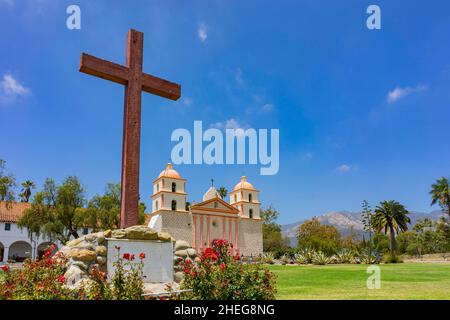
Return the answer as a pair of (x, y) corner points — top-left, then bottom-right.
(106, 239), (173, 283)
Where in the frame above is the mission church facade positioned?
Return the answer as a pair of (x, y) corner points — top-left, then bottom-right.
(148, 163), (263, 257)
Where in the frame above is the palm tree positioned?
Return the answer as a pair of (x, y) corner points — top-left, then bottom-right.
(19, 180), (36, 203)
(217, 187), (228, 199)
(373, 200), (410, 256)
(430, 177), (450, 220)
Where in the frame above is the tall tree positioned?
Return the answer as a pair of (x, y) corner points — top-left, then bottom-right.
(19, 180), (36, 203)
(217, 187), (228, 199)
(261, 205), (288, 254)
(0, 159), (16, 204)
(19, 177), (86, 243)
(430, 177), (450, 220)
(373, 200), (410, 256)
(297, 218), (341, 254)
(77, 182), (146, 231)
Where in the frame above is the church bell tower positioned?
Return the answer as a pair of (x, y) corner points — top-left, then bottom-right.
(151, 163), (187, 213)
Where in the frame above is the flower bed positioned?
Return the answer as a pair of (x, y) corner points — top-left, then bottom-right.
(180, 239), (277, 300)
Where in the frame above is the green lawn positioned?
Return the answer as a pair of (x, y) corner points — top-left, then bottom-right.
(269, 263), (450, 300)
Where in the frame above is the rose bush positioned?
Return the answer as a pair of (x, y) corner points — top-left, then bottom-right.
(0, 245), (75, 300)
(79, 246), (145, 300)
(180, 239), (277, 300)
(0, 245), (147, 300)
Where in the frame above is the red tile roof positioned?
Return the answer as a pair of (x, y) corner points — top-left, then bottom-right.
(0, 201), (31, 223)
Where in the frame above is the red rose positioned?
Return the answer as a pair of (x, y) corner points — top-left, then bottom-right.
(1, 265), (10, 272)
(219, 263), (226, 270)
(139, 253), (146, 260)
(123, 253), (130, 260)
(57, 275), (65, 284)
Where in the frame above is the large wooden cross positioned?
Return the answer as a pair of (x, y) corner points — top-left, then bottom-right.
(79, 29), (181, 228)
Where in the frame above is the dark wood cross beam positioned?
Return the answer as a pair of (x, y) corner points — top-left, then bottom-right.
(79, 29), (181, 228)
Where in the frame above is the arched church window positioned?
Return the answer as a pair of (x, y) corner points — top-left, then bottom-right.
(156, 183), (159, 192)
(249, 193), (252, 202)
(249, 209), (253, 219)
(171, 200), (177, 211)
(155, 201), (159, 210)
(234, 194), (237, 203)
(172, 182), (176, 192)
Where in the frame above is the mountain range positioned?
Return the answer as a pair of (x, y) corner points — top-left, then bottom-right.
(281, 210), (447, 247)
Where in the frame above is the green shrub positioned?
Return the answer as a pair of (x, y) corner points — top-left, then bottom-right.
(261, 252), (275, 264)
(356, 247), (382, 264)
(296, 246), (315, 264)
(383, 253), (403, 264)
(279, 254), (290, 265)
(181, 239), (277, 300)
(333, 248), (356, 264)
(312, 251), (331, 265)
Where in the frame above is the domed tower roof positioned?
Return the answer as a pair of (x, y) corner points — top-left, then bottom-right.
(158, 163), (181, 179)
(233, 176), (255, 191)
(202, 186), (220, 202)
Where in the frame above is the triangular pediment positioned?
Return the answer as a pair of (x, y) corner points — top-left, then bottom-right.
(190, 196), (239, 214)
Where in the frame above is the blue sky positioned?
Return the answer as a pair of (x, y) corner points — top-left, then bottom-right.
(1, 0), (450, 224)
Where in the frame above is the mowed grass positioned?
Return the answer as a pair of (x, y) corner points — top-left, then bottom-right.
(269, 263), (450, 300)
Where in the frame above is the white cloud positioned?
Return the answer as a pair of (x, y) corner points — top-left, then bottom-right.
(211, 118), (248, 130)
(0, 73), (30, 103)
(387, 85), (428, 103)
(336, 164), (351, 173)
(235, 68), (244, 85)
(182, 97), (192, 107)
(261, 103), (274, 112)
(197, 23), (207, 43)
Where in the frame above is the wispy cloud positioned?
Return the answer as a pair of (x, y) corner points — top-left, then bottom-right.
(197, 23), (207, 43)
(182, 97), (192, 107)
(387, 84), (428, 103)
(261, 103), (274, 112)
(336, 164), (351, 173)
(0, 73), (30, 103)
(211, 118), (248, 130)
(235, 68), (244, 85)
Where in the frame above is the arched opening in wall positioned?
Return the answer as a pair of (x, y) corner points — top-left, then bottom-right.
(249, 193), (252, 202)
(0, 242), (4, 262)
(171, 200), (177, 211)
(37, 242), (58, 260)
(249, 209), (253, 219)
(172, 182), (176, 192)
(234, 194), (237, 203)
(155, 200), (159, 210)
(8, 241), (32, 262)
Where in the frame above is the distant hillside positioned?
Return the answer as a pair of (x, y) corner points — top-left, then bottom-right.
(282, 210), (446, 247)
